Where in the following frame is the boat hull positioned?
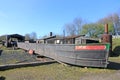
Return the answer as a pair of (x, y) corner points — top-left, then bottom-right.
(17, 43), (110, 68)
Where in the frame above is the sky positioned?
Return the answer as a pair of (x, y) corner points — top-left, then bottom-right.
(0, 0), (120, 38)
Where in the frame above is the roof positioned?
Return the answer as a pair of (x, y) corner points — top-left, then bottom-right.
(64, 35), (85, 39)
(7, 34), (25, 41)
(37, 35), (85, 41)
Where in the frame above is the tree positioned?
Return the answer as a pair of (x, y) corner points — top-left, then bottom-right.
(98, 13), (120, 34)
(0, 35), (6, 41)
(111, 13), (120, 35)
(25, 32), (37, 41)
(73, 18), (85, 35)
(25, 34), (31, 41)
(64, 23), (76, 36)
(82, 23), (97, 37)
(63, 17), (85, 36)
(30, 32), (37, 40)
(81, 23), (104, 38)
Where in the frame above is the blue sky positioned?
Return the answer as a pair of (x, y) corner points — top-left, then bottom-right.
(0, 0), (120, 37)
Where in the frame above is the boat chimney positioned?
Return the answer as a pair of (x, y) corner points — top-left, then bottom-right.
(104, 24), (108, 34)
(50, 32), (52, 36)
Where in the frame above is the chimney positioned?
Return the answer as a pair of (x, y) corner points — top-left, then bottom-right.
(50, 32), (52, 36)
(104, 24), (108, 34)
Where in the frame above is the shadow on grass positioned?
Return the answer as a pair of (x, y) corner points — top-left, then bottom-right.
(0, 76), (6, 80)
(0, 61), (56, 71)
(0, 50), (3, 56)
(107, 61), (120, 70)
(112, 46), (120, 57)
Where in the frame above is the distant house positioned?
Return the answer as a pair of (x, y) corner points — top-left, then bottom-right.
(36, 32), (99, 44)
(25, 39), (36, 43)
(36, 35), (63, 44)
(77, 38), (99, 44)
(7, 34), (25, 42)
(37, 35), (89, 44)
(64, 35), (85, 44)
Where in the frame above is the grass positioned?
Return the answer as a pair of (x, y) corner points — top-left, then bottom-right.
(109, 56), (120, 62)
(112, 38), (120, 49)
(0, 45), (25, 53)
(0, 63), (116, 80)
(1, 49), (25, 54)
(112, 38), (120, 56)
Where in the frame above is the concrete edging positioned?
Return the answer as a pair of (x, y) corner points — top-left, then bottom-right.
(0, 61), (57, 70)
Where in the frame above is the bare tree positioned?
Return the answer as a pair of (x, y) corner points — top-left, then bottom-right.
(63, 17), (85, 36)
(25, 34), (31, 41)
(111, 13), (120, 35)
(73, 18), (84, 35)
(98, 13), (120, 34)
(64, 23), (76, 36)
(30, 32), (37, 40)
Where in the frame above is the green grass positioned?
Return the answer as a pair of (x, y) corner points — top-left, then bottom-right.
(0, 46), (14, 50)
(0, 63), (116, 80)
(109, 56), (120, 62)
(0, 42), (2, 44)
(0, 45), (24, 52)
(1, 49), (25, 53)
(112, 38), (120, 49)
(112, 38), (120, 56)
